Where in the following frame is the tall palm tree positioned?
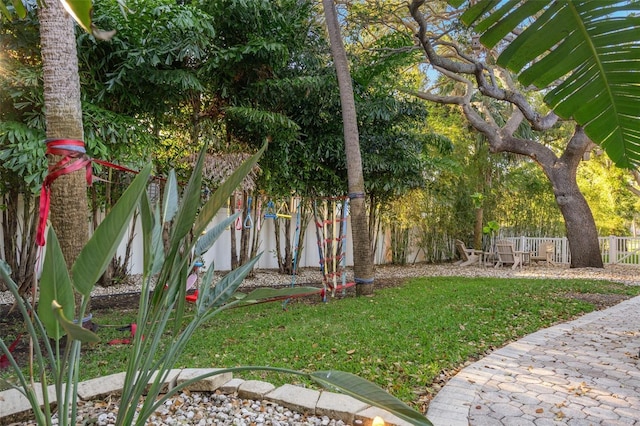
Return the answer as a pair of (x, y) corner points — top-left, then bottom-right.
(322, 0), (374, 295)
(38, 0), (89, 307)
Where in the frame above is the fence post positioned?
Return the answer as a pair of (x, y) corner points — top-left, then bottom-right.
(609, 235), (616, 265)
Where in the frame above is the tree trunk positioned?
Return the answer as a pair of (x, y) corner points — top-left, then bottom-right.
(474, 207), (483, 250)
(39, 0), (90, 315)
(541, 142), (603, 268)
(322, 0), (374, 296)
(498, 127), (604, 268)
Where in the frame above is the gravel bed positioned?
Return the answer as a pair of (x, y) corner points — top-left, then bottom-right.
(9, 391), (352, 426)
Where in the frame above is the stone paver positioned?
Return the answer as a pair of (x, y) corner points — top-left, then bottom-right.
(266, 384), (320, 415)
(0, 369), (419, 426)
(428, 295), (640, 425)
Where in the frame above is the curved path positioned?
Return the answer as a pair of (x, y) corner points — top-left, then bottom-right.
(427, 294), (640, 425)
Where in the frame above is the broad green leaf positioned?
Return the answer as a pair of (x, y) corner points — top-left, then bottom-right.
(60, 0), (93, 34)
(60, 0), (116, 40)
(140, 192), (165, 275)
(150, 205), (165, 275)
(310, 371), (432, 426)
(0, 2), (10, 20)
(235, 286), (323, 305)
(452, 0), (640, 168)
(72, 165), (151, 296)
(51, 301), (100, 343)
(1, 0), (26, 20)
(139, 192), (153, 273)
(162, 170), (178, 223)
(38, 228), (74, 340)
(194, 213), (239, 258)
(13, 0), (25, 18)
(194, 141), (267, 235)
(170, 148), (204, 245)
(199, 254), (261, 314)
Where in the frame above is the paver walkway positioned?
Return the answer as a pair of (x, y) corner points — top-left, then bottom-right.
(427, 295), (640, 425)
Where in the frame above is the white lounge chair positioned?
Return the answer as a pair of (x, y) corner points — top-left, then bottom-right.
(531, 241), (555, 266)
(495, 240), (530, 270)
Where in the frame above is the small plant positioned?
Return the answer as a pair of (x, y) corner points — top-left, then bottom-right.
(0, 143), (431, 426)
(483, 220), (500, 252)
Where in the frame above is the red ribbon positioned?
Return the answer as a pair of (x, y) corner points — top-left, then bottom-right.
(36, 139), (92, 246)
(36, 139), (160, 247)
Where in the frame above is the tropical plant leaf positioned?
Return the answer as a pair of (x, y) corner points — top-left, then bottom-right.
(0, 0), (26, 20)
(60, 0), (93, 34)
(235, 286), (322, 305)
(72, 165), (151, 296)
(194, 141), (267, 235)
(51, 301), (100, 343)
(139, 192), (153, 272)
(171, 149), (205, 246)
(139, 192), (165, 276)
(150, 205), (166, 276)
(310, 371), (432, 426)
(60, 0), (116, 40)
(194, 213), (239, 258)
(454, 0), (640, 168)
(38, 228), (74, 340)
(198, 254), (261, 314)
(162, 170), (179, 224)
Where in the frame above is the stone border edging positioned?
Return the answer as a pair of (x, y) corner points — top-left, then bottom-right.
(0, 368), (417, 426)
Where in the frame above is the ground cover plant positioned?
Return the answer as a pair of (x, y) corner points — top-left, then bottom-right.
(80, 276), (640, 412)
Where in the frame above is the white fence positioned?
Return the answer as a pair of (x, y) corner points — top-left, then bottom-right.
(501, 236), (640, 265)
(115, 210), (410, 275)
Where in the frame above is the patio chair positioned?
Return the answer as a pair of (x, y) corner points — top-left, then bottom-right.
(455, 239), (482, 266)
(495, 240), (530, 270)
(531, 241), (556, 266)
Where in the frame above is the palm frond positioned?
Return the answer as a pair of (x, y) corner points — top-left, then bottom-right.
(452, 0), (640, 168)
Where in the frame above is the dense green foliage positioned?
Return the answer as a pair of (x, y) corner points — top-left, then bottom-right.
(1, 0), (639, 267)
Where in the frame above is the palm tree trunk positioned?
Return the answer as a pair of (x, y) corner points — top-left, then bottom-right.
(39, 0), (90, 315)
(322, 0), (374, 296)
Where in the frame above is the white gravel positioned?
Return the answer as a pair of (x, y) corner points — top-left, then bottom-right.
(11, 391), (352, 426)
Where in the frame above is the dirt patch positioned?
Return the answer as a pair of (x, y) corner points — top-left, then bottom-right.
(563, 292), (631, 310)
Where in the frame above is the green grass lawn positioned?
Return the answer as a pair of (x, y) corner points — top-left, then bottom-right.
(82, 276), (639, 410)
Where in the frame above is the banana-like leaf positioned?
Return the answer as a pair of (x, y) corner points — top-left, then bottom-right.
(72, 165), (151, 296)
(0, 2), (9, 20)
(150, 205), (166, 276)
(234, 286), (322, 305)
(194, 213), (239, 258)
(60, 0), (116, 40)
(310, 371), (432, 426)
(1, 0), (26, 20)
(162, 170), (179, 224)
(452, 0), (640, 168)
(141, 195), (166, 277)
(194, 141), (267, 235)
(51, 301), (100, 343)
(170, 148), (205, 247)
(139, 192), (154, 273)
(198, 254), (261, 314)
(38, 228), (75, 340)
